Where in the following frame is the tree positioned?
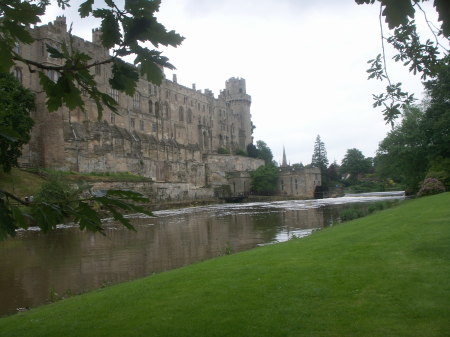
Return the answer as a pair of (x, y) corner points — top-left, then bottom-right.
(375, 58), (450, 192)
(246, 143), (259, 158)
(340, 148), (372, 181)
(356, 0), (450, 124)
(327, 161), (340, 184)
(0, 0), (183, 117)
(250, 164), (278, 195)
(311, 135), (329, 170)
(0, 72), (34, 172)
(256, 140), (274, 165)
(291, 163), (304, 169)
(375, 106), (428, 191)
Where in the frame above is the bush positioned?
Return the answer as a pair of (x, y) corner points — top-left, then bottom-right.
(217, 147), (230, 155)
(234, 149), (247, 156)
(339, 208), (365, 221)
(417, 177), (446, 197)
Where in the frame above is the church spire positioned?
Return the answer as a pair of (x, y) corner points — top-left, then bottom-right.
(282, 146), (288, 167)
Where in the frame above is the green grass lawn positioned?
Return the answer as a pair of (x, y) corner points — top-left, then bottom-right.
(1, 193), (449, 337)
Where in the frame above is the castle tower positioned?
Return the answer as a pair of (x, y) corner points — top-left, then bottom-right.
(225, 77), (252, 149)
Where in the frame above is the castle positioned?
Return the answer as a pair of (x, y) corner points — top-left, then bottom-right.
(12, 17), (320, 201)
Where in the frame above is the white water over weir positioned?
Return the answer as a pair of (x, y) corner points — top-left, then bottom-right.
(0, 192), (405, 317)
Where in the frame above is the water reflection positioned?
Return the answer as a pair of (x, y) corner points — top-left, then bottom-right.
(0, 193), (404, 316)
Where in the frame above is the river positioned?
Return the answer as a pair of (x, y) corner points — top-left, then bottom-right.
(0, 192), (405, 317)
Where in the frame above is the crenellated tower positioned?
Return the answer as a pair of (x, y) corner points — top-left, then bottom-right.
(224, 77), (252, 149)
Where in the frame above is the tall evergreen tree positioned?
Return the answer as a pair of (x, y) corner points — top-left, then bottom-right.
(311, 135), (329, 171)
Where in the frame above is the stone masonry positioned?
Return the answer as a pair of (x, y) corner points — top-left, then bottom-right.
(12, 17), (319, 201)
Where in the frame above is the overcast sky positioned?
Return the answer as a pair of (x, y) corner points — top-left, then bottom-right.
(44, 0), (442, 165)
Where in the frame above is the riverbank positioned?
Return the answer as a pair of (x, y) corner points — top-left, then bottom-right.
(1, 193), (449, 336)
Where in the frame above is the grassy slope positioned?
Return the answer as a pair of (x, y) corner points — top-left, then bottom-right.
(0, 168), (45, 198)
(0, 193), (449, 337)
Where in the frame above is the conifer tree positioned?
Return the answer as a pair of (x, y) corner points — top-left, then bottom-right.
(311, 135), (329, 171)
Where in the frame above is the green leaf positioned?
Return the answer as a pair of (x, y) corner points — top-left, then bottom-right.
(78, 0), (94, 18)
(46, 44), (64, 59)
(11, 206), (28, 229)
(139, 58), (164, 85)
(38, 72), (62, 112)
(0, 200), (17, 239)
(381, 0), (415, 29)
(110, 60), (139, 95)
(0, 40), (14, 72)
(434, 0), (450, 37)
(0, 126), (20, 142)
(2, 21), (34, 44)
(76, 201), (104, 232)
(99, 11), (122, 49)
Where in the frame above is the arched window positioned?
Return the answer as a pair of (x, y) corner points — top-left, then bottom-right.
(13, 67), (22, 83)
(164, 102), (170, 119)
(187, 109), (192, 123)
(155, 102), (160, 117)
(47, 69), (59, 82)
(133, 92), (140, 110)
(148, 100), (153, 114)
(13, 42), (21, 55)
(179, 106), (184, 122)
(109, 88), (119, 102)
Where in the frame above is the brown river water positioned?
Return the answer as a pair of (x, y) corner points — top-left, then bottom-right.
(0, 192), (404, 317)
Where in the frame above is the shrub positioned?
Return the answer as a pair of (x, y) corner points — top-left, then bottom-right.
(234, 149), (247, 156)
(339, 208), (365, 222)
(217, 147), (230, 155)
(417, 177), (446, 197)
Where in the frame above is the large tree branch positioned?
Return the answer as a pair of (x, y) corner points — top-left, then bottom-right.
(12, 55), (116, 72)
(0, 189), (30, 206)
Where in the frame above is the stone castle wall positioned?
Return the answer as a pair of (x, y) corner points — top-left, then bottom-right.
(12, 17), (264, 201)
(12, 17), (320, 201)
(277, 167), (322, 199)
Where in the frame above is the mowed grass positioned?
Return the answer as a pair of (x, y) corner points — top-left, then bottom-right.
(0, 193), (449, 337)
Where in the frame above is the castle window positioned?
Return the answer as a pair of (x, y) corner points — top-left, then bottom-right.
(133, 92), (140, 110)
(47, 70), (59, 82)
(148, 100), (153, 114)
(110, 113), (115, 125)
(13, 42), (21, 55)
(202, 105), (205, 112)
(179, 106), (184, 122)
(164, 102), (170, 119)
(187, 109), (192, 123)
(155, 102), (160, 116)
(13, 67), (22, 83)
(198, 103), (200, 110)
(95, 64), (101, 76)
(281, 180), (284, 191)
(183, 96), (187, 104)
(175, 94), (178, 101)
(46, 42), (57, 61)
(130, 118), (135, 129)
(166, 90), (169, 98)
(109, 88), (119, 102)
(140, 120), (144, 131)
(41, 42), (46, 57)
(295, 179), (298, 190)
(239, 88), (243, 93)
(152, 123), (157, 132)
